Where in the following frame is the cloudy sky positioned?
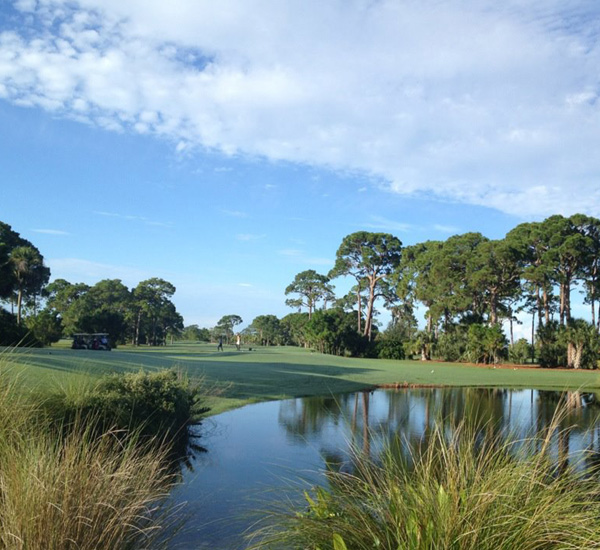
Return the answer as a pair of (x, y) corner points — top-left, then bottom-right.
(1, 0), (599, 330)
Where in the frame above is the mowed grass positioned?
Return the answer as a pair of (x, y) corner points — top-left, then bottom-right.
(4, 342), (600, 414)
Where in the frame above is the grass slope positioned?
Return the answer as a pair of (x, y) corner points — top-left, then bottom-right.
(5, 342), (600, 414)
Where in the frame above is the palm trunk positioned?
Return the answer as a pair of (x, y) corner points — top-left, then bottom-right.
(16, 289), (23, 325)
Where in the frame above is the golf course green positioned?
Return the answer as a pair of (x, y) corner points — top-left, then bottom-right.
(4, 342), (600, 414)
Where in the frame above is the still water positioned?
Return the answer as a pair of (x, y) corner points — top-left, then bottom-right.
(170, 387), (600, 549)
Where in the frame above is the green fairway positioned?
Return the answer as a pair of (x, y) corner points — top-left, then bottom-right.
(4, 343), (600, 414)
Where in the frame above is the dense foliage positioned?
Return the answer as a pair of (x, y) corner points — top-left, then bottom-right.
(281, 216), (600, 367)
(41, 369), (207, 441)
(0, 221), (184, 346)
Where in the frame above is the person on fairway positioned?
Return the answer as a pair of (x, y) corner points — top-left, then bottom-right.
(217, 336), (223, 351)
(236, 333), (241, 351)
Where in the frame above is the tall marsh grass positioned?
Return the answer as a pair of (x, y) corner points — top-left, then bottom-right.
(251, 413), (600, 550)
(0, 357), (183, 550)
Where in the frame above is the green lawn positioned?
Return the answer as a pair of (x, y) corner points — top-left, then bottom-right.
(4, 342), (600, 414)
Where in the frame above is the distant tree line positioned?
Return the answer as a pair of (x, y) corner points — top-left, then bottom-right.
(281, 214), (600, 368)
(0, 221), (183, 347)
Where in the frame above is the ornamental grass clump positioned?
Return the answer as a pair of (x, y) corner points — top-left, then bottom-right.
(0, 359), (183, 550)
(0, 420), (177, 550)
(251, 414), (600, 550)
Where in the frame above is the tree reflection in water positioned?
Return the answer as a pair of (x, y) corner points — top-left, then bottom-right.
(173, 387), (600, 549)
(277, 387), (600, 475)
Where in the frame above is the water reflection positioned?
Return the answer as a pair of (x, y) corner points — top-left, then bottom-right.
(170, 388), (600, 550)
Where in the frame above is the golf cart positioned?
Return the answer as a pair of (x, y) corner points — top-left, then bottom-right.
(71, 333), (111, 351)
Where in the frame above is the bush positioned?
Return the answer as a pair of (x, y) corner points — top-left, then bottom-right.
(41, 369), (208, 441)
(509, 338), (532, 364)
(377, 338), (405, 360)
(0, 309), (41, 347)
(434, 329), (467, 362)
(305, 309), (371, 357)
(537, 321), (566, 368)
(24, 309), (63, 346)
(563, 319), (600, 369)
(465, 324), (507, 364)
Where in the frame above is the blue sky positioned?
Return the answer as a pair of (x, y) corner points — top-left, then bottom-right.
(1, 0), (599, 332)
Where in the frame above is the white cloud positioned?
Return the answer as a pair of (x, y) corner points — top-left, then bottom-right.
(48, 257), (151, 286)
(278, 248), (333, 267)
(221, 209), (247, 218)
(94, 210), (173, 227)
(2, 0), (600, 218)
(32, 228), (70, 235)
(433, 224), (460, 234)
(236, 233), (265, 241)
(365, 216), (414, 233)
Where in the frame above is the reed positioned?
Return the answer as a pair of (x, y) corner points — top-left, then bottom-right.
(0, 358), (180, 550)
(251, 411), (600, 550)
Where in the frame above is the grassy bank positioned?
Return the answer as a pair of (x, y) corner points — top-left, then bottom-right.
(5, 342), (600, 414)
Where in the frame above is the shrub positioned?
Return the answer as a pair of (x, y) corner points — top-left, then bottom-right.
(41, 369), (208, 442)
(377, 338), (405, 360)
(434, 329), (467, 362)
(563, 318), (600, 369)
(465, 324), (507, 364)
(24, 309), (63, 346)
(509, 338), (533, 364)
(0, 309), (41, 347)
(537, 321), (566, 368)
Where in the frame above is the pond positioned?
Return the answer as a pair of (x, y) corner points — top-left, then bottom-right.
(169, 387), (600, 549)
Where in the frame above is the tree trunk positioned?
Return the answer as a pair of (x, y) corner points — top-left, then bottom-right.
(531, 312), (536, 364)
(559, 282), (566, 326)
(536, 286), (543, 328)
(16, 289), (23, 325)
(573, 343), (583, 369)
(356, 288), (362, 333)
(567, 342), (576, 368)
(134, 310), (142, 346)
(364, 284), (376, 341)
(565, 279), (571, 323)
(490, 292), (498, 325)
(543, 287), (550, 326)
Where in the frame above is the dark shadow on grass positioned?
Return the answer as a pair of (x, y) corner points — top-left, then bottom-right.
(9, 348), (380, 401)
(181, 360), (377, 401)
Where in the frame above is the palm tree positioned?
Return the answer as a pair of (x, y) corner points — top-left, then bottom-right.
(564, 319), (599, 369)
(10, 246), (45, 325)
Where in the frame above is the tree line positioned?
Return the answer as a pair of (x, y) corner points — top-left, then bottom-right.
(3, 214), (600, 368)
(0, 221), (183, 347)
(280, 214), (600, 368)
